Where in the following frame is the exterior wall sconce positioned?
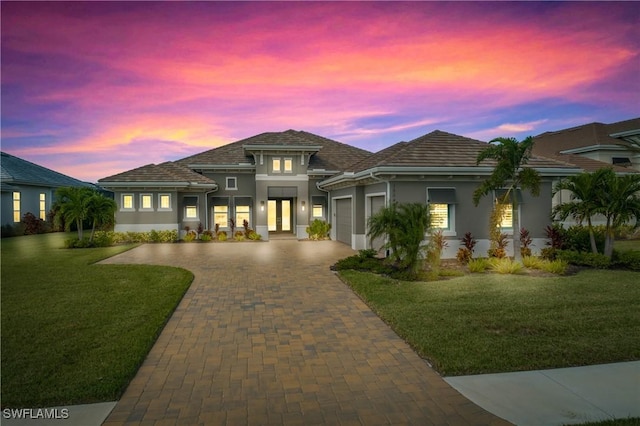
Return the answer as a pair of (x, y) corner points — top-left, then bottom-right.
(301, 201), (306, 211)
(260, 201), (265, 211)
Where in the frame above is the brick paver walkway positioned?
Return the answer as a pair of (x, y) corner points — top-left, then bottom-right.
(100, 240), (510, 425)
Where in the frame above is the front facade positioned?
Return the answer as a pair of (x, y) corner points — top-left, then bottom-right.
(0, 152), (93, 227)
(98, 130), (371, 240)
(100, 129), (583, 257)
(318, 131), (580, 257)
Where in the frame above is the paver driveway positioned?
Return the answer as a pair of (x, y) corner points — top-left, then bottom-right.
(100, 240), (509, 426)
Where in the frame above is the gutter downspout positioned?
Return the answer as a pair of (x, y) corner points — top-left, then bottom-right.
(315, 180), (331, 226)
(369, 171), (391, 255)
(204, 184), (219, 231)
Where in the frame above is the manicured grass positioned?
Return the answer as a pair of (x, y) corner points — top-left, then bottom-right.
(572, 418), (640, 426)
(1, 233), (193, 408)
(339, 269), (640, 376)
(615, 239), (640, 252)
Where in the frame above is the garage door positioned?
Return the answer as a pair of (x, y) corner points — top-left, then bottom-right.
(335, 198), (352, 246)
(368, 196), (385, 253)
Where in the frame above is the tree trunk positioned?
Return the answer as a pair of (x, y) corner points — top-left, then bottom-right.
(90, 221), (97, 242)
(587, 217), (598, 254)
(512, 192), (522, 261)
(77, 219), (83, 240)
(604, 217), (614, 259)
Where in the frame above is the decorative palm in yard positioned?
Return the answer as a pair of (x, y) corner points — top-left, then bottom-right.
(473, 136), (541, 260)
(552, 168), (608, 254)
(55, 187), (117, 242)
(554, 168), (640, 258)
(367, 202), (431, 278)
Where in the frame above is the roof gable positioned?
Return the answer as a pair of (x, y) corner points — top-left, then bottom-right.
(176, 129), (372, 171)
(348, 130), (574, 173)
(98, 162), (216, 186)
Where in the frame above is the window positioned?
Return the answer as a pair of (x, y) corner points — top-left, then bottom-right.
(494, 189), (520, 229)
(184, 196), (198, 219)
(236, 205), (250, 226)
(13, 192), (20, 222)
(311, 196), (326, 219)
(226, 177), (238, 190)
(284, 158), (293, 173)
(140, 194), (153, 210)
(39, 193), (46, 220)
(612, 157), (631, 166)
(159, 194), (171, 210)
(427, 188), (456, 234)
(272, 158), (281, 173)
(429, 204), (450, 229)
(214, 205), (228, 227)
(122, 194), (134, 210)
(498, 203), (514, 228)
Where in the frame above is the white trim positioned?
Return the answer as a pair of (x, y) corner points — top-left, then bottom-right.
(255, 174), (309, 182)
(331, 195), (354, 248)
(272, 157), (281, 173)
(158, 193), (172, 211)
(139, 193), (154, 211)
(365, 192), (386, 250)
(284, 157), (293, 173)
(120, 193), (135, 212)
(560, 144), (628, 155)
(426, 187), (457, 237)
(115, 223), (179, 232)
(226, 176), (238, 190)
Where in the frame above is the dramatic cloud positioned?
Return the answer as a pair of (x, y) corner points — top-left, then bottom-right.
(2, 1), (638, 181)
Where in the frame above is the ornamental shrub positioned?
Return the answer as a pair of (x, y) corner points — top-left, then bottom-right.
(612, 250), (640, 271)
(306, 219), (331, 240)
(557, 250), (611, 269)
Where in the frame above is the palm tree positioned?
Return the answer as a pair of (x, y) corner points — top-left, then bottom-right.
(54, 186), (94, 240)
(552, 169), (609, 254)
(598, 169), (640, 258)
(367, 202), (431, 278)
(86, 193), (117, 242)
(473, 136), (541, 260)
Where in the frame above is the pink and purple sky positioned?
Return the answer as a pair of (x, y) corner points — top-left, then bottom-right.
(2, 1), (639, 183)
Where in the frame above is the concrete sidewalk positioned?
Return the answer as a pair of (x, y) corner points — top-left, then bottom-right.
(445, 361), (640, 426)
(2, 362), (637, 425)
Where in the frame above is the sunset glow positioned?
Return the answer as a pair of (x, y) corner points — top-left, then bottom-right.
(2, 1), (638, 182)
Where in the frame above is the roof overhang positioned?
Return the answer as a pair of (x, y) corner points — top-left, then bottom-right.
(242, 144), (322, 153)
(610, 129), (640, 147)
(98, 181), (218, 191)
(318, 166), (580, 190)
(560, 144), (628, 154)
(187, 164), (255, 171)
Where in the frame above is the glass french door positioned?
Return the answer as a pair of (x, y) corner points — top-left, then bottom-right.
(267, 199), (292, 232)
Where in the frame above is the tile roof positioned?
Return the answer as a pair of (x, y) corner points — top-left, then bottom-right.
(533, 118), (640, 155)
(99, 162), (216, 185)
(1, 151), (91, 189)
(347, 130), (576, 173)
(176, 129), (371, 171)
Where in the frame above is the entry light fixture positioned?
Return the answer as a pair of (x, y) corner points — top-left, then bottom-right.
(260, 201), (265, 211)
(301, 201), (306, 211)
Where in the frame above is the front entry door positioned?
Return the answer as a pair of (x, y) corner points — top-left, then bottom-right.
(267, 199), (292, 233)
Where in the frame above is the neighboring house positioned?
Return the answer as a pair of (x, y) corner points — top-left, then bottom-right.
(0, 151), (94, 227)
(532, 118), (640, 171)
(532, 118), (640, 227)
(99, 129), (581, 257)
(98, 130), (371, 238)
(318, 130), (580, 258)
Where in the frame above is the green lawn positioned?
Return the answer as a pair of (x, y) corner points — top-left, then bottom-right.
(1, 233), (193, 408)
(339, 268), (640, 377)
(615, 239), (640, 252)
